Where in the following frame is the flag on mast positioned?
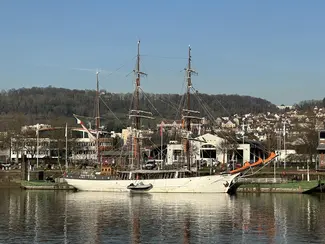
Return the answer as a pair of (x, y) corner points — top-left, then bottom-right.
(76, 117), (83, 125)
(73, 114), (96, 141)
(73, 114), (85, 125)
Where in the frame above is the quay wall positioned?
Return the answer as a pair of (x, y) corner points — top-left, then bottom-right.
(237, 186), (303, 193)
(0, 170), (21, 187)
(245, 171), (325, 181)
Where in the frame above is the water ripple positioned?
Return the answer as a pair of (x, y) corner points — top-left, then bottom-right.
(1, 190), (325, 243)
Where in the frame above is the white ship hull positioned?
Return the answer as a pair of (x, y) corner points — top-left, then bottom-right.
(65, 173), (240, 193)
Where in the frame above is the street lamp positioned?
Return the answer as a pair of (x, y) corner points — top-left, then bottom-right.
(36, 123), (39, 169)
(283, 120), (286, 169)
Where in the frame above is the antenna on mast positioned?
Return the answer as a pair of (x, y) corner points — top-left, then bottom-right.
(96, 70), (100, 129)
(96, 71), (101, 164)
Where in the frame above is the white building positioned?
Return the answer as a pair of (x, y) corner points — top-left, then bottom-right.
(71, 128), (112, 162)
(277, 105), (293, 110)
(121, 127), (132, 145)
(10, 137), (51, 162)
(275, 149), (296, 161)
(9, 125), (112, 163)
(21, 124), (51, 133)
(166, 133), (251, 166)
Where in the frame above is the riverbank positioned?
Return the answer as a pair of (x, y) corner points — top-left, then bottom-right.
(0, 169), (64, 187)
(1, 169), (324, 193)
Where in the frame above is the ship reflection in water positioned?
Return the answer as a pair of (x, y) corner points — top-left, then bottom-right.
(1, 189), (325, 243)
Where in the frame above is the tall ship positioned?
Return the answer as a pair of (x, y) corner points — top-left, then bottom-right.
(64, 41), (277, 194)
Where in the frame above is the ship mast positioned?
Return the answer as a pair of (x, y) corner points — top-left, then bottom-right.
(182, 45), (199, 170)
(186, 46), (192, 170)
(129, 40), (153, 169)
(135, 41), (141, 169)
(96, 71), (100, 164)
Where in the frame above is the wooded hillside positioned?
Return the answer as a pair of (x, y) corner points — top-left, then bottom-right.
(0, 87), (278, 131)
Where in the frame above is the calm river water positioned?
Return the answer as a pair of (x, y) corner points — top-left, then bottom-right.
(0, 189), (325, 244)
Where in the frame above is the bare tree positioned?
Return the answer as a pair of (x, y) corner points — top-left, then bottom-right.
(216, 131), (239, 165)
(0, 132), (10, 151)
(293, 123), (318, 167)
(263, 129), (278, 153)
(41, 129), (66, 166)
(0, 114), (25, 163)
(22, 130), (38, 160)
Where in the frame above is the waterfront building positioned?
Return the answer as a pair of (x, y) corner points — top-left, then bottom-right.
(166, 133), (256, 166)
(317, 130), (325, 170)
(9, 124), (113, 164)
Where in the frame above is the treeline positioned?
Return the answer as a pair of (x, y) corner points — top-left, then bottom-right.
(294, 98), (325, 111)
(0, 87), (278, 131)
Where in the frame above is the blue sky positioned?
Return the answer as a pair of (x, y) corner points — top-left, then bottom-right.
(1, 0), (325, 105)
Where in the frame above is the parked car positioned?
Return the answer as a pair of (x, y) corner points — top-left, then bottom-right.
(0, 163), (11, 170)
(227, 160), (241, 171)
(143, 160), (157, 170)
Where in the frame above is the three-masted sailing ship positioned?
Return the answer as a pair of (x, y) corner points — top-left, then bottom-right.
(65, 41), (245, 193)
